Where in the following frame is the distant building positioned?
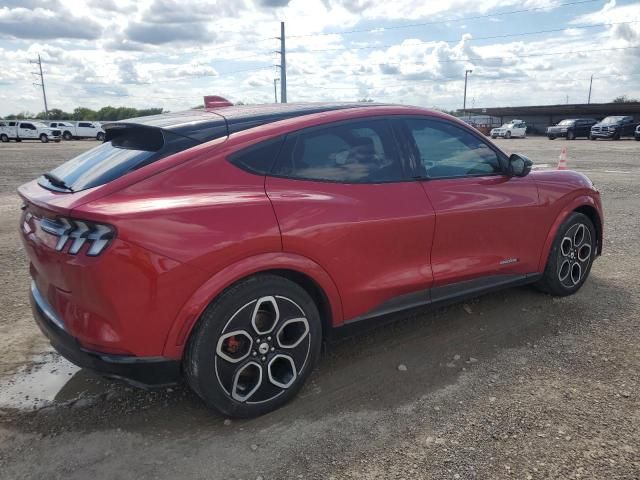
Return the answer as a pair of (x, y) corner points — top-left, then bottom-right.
(461, 102), (640, 135)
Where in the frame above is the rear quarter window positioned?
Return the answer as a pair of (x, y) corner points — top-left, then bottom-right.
(228, 137), (285, 175)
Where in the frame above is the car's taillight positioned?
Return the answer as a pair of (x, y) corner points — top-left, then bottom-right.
(39, 216), (115, 256)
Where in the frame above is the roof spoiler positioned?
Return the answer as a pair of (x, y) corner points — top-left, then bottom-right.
(204, 95), (233, 109)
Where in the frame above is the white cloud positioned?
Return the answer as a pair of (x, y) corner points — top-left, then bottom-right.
(0, 0), (639, 116)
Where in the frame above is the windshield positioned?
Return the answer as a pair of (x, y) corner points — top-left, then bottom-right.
(601, 116), (624, 125)
(558, 120), (574, 126)
(33, 122), (48, 128)
(500, 123), (513, 128)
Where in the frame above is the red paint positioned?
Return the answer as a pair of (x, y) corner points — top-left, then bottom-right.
(18, 105), (603, 361)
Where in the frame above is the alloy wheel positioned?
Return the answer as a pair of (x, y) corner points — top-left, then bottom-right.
(214, 295), (312, 404)
(557, 223), (592, 288)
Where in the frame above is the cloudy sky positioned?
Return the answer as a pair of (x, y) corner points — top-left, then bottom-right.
(0, 0), (639, 116)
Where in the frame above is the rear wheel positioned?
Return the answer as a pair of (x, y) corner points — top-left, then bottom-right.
(535, 212), (596, 296)
(185, 274), (322, 418)
(0, 134), (8, 142)
(40, 134), (48, 143)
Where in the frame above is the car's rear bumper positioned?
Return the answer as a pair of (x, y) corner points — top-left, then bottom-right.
(30, 281), (181, 388)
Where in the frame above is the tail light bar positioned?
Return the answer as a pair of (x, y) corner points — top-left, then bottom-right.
(39, 216), (115, 256)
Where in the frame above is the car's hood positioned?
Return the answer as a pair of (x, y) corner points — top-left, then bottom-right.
(593, 122), (620, 128)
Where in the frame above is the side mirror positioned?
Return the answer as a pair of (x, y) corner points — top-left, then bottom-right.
(507, 153), (533, 177)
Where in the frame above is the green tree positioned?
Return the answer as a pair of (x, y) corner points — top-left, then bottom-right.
(612, 95), (639, 103)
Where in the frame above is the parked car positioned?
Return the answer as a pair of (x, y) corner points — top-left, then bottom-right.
(490, 120), (527, 139)
(0, 120), (61, 143)
(635, 124), (640, 141)
(46, 121), (105, 141)
(590, 116), (638, 140)
(547, 118), (597, 140)
(18, 103), (603, 417)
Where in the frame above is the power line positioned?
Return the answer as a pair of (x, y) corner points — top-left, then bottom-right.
(287, 0), (602, 38)
(288, 21), (640, 54)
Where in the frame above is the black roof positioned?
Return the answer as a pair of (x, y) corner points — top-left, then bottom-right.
(105, 102), (372, 143)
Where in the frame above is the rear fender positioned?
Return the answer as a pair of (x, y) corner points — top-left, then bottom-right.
(162, 252), (343, 359)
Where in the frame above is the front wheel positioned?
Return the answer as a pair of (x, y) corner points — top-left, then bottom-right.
(505, 131), (511, 139)
(40, 134), (48, 143)
(548, 135), (556, 140)
(589, 135), (596, 140)
(491, 135), (497, 139)
(185, 274), (322, 418)
(96, 132), (105, 141)
(63, 131), (73, 140)
(535, 212), (596, 296)
(567, 130), (575, 140)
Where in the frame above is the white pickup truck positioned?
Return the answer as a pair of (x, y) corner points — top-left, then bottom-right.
(0, 120), (62, 143)
(47, 121), (105, 141)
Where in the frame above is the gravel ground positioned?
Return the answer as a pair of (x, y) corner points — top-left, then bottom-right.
(0, 136), (638, 479)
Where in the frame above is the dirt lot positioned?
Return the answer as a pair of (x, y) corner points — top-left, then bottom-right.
(0, 137), (638, 479)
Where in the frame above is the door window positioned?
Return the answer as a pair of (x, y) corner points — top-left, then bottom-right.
(403, 118), (503, 179)
(272, 120), (405, 183)
(78, 122), (93, 128)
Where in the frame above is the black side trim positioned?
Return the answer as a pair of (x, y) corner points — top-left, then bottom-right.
(329, 273), (542, 341)
(30, 282), (181, 388)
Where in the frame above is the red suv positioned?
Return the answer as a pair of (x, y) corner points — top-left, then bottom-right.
(19, 103), (603, 417)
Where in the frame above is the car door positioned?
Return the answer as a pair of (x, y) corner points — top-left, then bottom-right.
(396, 117), (544, 293)
(19, 123), (36, 139)
(266, 118), (436, 322)
(622, 117), (635, 136)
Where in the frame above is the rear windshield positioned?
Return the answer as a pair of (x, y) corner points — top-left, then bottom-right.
(39, 127), (199, 192)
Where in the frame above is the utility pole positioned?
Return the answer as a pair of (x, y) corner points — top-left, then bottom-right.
(273, 78), (280, 103)
(277, 21), (287, 103)
(463, 69), (472, 118)
(588, 74), (593, 104)
(30, 54), (49, 119)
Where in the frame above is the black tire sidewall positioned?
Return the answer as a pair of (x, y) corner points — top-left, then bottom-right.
(0, 134), (7, 142)
(539, 212), (596, 296)
(186, 274), (322, 418)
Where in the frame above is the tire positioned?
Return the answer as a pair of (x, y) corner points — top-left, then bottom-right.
(505, 131), (511, 139)
(0, 134), (8, 143)
(63, 131), (73, 140)
(612, 132), (620, 140)
(54, 139), (60, 143)
(15, 138), (21, 142)
(635, 136), (640, 141)
(567, 130), (575, 140)
(589, 135), (596, 140)
(185, 274), (322, 418)
(548, 135), (556, 140)
(535, 212), (596, 297)
(491, 135), (497, 139)
(96, 132), (105, 141)
(39, 134), (48, 143)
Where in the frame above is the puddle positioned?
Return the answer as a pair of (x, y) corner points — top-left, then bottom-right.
(0, 352), (105, 410)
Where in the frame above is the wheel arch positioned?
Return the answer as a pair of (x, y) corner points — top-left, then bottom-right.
(162, 252), (343, 359)
(537, 195), (603, 272)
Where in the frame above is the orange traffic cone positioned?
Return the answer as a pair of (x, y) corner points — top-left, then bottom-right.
(557, 147), (568, 170)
